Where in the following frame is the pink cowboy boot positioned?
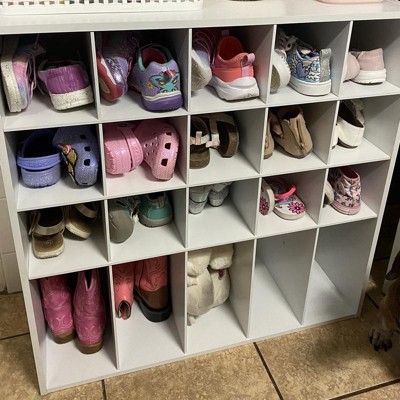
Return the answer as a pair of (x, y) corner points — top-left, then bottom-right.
(39, 275), (74, 344)
(112, 263), (135, 320)
(73, 269), (106, 354)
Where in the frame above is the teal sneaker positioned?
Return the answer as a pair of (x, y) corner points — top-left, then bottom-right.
(139, 192), (173, 228)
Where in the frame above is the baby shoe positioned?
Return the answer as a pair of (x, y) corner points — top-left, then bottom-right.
(112, 262), (135, 320)
(39, 274), (75, 344)
(73, 269), (106, 354)
(108, 196), (140, 243)
(139, 192), (173, 228)
(0, 35), (45, 113)
(210, 34), (260, 101)
(16, 128), (62, 188)
(53, 125), (99, 187)
(328, 166), (361, 215)
(264, 113), (276, 159)
(209, 182), (232, 207)
(64, 202), (98, 239)
(189, 185), (212, 214)
(271, 28), (291, 92)
(324, 181), (335, 206)
(130, 44), (183, 111)
(134, 256), (171, 322)
(191, 28), (220, 91)
(96, 31), (140, 102)
(259, 178), (275, 216)
(343, 52), (360, 82)
(265, 177), (306, 220)
(190, 116), (212, 169)
(133, 119), (179, 181)
(351, 48), (386, 84)
(284, 31), (332, 96)
(38, 60), (94, 110)
(103, 122), (143, 175)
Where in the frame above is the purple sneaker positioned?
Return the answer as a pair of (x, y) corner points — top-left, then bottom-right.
(0, 35), (45, 113)
(96, 31), (140, 102)
(129, 44), (183, 111)
(38, 60), (94, 110)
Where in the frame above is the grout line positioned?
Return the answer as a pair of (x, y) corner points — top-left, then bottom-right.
(329, 378), (400, 400)
(253, 342), (284, 400)
(366, 292), (380, 309)
(102, 380), (108, 400)
(0, 332), (29, 341)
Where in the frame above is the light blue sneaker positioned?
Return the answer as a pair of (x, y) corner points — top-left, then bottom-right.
(139, 192), (173, 228)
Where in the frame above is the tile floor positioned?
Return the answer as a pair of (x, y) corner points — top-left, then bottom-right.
(1, 261), (400, 399)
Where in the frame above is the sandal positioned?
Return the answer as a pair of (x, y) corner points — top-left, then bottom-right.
(29, 207), (65, 259)
(64, 202), (98, 239)
(201, 113), (239, 158)
(259, 178), (275, 215)
(265, 177), (306, 220)
(190, 116), (212, 169)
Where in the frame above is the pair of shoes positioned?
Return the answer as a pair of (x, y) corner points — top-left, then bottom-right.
(39, 269), (106, 354)
(344, 49), (386, 84)
(328, 166), (361, 215)
(189, 182), (232, 214)
(191, 29), (259, 100)
(29, 203), (99, 258)
(0, 35), (94, 113)
(103, 119), (179, 181)
(259, 177), (306, 220)
(112, 256), (171, 322)
(332, 99), (365, 148)
(264, 106), (313, 159)
(190, 113), (239, 169)
(187, 244), (233, 325)
(96, 32), (183, 111)
(278, 28), (332, 96)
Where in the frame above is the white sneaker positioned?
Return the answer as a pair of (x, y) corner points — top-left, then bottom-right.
(270, 29), (291, 92)
(335, 99), (365, 148)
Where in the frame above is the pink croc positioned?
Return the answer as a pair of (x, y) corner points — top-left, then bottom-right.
(134, 119), (179, 181)
(112, 263), (135, 320)
(103, 122), (144, 175)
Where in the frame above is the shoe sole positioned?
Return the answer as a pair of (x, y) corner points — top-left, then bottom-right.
(33, 242), (65, 259)
(77, 339), (104, 354)
(1, 36), (22, 112)
(49, 86), (94, 110)
(270, 51), (291, 92)
(134, 291), (172, 323)
(53, 330), (75, 344)
(138, 212), (172, 228)
(209, 75), (259, 101)
(352, 69), (386, 84)
(141, 92), (183, 111)
(331, 200), (361, 215)
(289, 76), (331, 96)
(191, 50), (212, 91)
(96, 53), (125, 102)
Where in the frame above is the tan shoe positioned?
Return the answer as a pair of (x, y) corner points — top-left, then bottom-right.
(264, 112), (276, 159)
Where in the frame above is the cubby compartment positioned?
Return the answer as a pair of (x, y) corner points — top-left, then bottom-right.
(29, 268), (118, 392)
(188, 109), (263, 185)
(304, 219), (376, 326)
(187, 179), (258, 249)
(104, 116), (187, 198)
(190, 25), (272, 113)
(1, 33), (99, 132)
(267, 21), (350, 106)
(262, 102), (335, 176)
(250, 229), (316, 339)
(108, 189), (186, 264)
(110, 252), (186, 370)
(187, 241), (253, 354)
(98, 29), (189, 121)
(341, 20), (400, 99)
(257, 169), (324, 237)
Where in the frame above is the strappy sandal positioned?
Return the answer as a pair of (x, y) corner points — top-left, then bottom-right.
(29, 207), (65, 259)
(64, 202), (99, 239)
(190, 116), (212, 169)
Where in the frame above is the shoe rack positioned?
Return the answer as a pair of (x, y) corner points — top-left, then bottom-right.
(1, 0), (400, 394)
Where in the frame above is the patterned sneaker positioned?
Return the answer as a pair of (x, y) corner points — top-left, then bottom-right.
(271, 28), (291, 92)
(0, 35), (45, 113)
(96, 31), (140, 102)
(130, 44), (183, 111)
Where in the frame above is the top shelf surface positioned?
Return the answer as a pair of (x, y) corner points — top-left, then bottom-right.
(1, 0), (400, 34)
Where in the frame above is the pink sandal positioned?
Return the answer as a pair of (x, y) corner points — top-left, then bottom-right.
(134, 119), (179, 181)
(103, 122), (144, 175)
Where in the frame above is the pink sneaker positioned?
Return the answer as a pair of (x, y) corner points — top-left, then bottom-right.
(112, 263), (135, 320)
(73, 269), (106, 354)
(351, 48), (386, 84)
(209, 34), (260, 101)
(39, 275), (75, 344)
(0, 35), (45, 113)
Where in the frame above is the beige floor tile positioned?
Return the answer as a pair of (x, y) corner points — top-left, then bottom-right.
(105, 344), (279, 400)
(0, 335), (103, 400)
(348, 383), (400, 399)
(257, 298), (400, 400)
(367, 259), (389, 306)
(0, 292), (29, 339)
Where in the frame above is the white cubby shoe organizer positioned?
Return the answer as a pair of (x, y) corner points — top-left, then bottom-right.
(0, 9), (400, 395)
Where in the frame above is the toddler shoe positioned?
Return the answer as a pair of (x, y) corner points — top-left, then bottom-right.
(189, 185), (212, 214)
(38, 60), (94, 110)
(259, 179), (275, 216)
(328, 166), (361, 215)
(343, 52), (360, 82)
(0, 35), (45, 113)
(113, 263), (135, 320)
(130, 44), (183, 111)
(139, 192), (173, 228)
(64, 202), (98, 239)
(209, 182), (232, 207)
(190, 116), (212, 169)
(209, 34), (259, 101)
(324, 181), (335, 206)
(271, 28), (291, 92)
(351, 48), (386, 84)
(264, 113), (276, 159)
(96, 31), (140, 102)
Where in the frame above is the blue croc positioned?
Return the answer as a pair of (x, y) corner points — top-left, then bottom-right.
(53, 126), (100, 187)
(17, 129), (62, 188)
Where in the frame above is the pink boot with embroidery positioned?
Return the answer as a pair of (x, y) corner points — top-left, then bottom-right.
(112, 263), (135, 320)
(39, 275), (74, 344)
(74, 269), (106, 354)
